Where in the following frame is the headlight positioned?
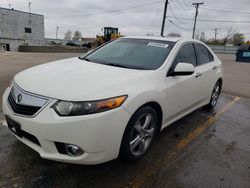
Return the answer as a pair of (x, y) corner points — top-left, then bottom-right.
(52, 95), (127, 116)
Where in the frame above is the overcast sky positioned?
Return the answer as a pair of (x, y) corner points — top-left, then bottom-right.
(1, 0), (250, 40)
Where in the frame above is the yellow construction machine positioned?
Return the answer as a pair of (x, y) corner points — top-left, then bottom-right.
(95, 27), (122, 47)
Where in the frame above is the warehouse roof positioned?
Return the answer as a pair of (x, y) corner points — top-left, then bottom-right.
(0, 7), (44, 17)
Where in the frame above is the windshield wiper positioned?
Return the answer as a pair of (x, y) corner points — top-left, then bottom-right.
(79, 57), (91, 62)
(104, 63), (132, 68)
(79, 58), (146, 70)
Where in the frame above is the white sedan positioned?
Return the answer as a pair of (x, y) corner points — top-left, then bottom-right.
(2, 36), (223, 164)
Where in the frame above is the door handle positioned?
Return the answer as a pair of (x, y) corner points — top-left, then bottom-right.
(195, 73), (202, 78)
(213, 66), (218, 70)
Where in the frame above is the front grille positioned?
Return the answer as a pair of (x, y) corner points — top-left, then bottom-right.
(8, 93), (41, 116)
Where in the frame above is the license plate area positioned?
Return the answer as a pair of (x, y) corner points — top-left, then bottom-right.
(5, 115), (23, 138)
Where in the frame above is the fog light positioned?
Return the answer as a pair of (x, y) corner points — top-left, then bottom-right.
(65, 144), (83, 157)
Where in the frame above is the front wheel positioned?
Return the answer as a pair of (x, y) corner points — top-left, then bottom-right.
(119, 106), (158, 162)
(205, 80), (221, 109)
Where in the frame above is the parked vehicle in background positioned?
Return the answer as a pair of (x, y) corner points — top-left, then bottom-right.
(236, 44), (250, 62)
(65, 40), (81, 47)
(2, 36), (223, 165)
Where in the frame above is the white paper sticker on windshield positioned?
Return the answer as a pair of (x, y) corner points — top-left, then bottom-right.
(148, 42), (169, 48)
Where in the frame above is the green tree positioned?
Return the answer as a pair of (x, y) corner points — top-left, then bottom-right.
(233, 33), (245, 46)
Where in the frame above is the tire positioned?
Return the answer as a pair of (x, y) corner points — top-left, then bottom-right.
(204, 80), (221, 109)
(119, 106), (159, 162)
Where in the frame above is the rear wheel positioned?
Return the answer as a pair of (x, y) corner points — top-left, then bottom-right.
(205, 80), (221, 109)
(119, 106), (158, 162)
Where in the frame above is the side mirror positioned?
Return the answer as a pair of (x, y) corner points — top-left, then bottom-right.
(168, 62), (195, 76)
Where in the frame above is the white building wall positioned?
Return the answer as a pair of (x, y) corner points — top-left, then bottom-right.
(0, 7), (45, 51)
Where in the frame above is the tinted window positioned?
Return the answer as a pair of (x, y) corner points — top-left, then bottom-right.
(172, 43), (197, 69)
(238, 45), (250, 51)
(84, 38), (175, 70)
(208, 50), (214, 62)
(194, 44), (211, 65)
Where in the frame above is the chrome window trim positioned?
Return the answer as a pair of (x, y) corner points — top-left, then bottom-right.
(7, 83), (53, 118)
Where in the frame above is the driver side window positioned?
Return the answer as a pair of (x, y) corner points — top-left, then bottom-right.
(172, 43), (197, 70)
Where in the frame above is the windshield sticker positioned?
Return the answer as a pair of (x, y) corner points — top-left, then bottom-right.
(147, 42), (169, 48)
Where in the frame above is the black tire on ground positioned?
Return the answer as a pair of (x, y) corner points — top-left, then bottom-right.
(204, 80), (222, 110)
(119, 106), (159, 162)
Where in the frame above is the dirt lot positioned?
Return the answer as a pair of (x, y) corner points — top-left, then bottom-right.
(0, 52), (249, 188)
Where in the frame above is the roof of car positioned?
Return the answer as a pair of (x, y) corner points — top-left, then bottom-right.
(122, 36), (183, 42)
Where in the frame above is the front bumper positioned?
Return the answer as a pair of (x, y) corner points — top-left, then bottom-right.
(2, 87), (131, 165)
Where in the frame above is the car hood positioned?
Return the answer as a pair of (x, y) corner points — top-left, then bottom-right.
(14, 57), (152, 101)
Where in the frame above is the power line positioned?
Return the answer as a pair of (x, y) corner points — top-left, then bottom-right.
(201, 7), (250, 15)
(170, 0), (188, 11)
(167, 16), (250, 23)
(175, 0), (188, 10)
(148, 3), (162, 35)
(45, 0), (163, 19)
(199, 10), (215, 28)
(173, 0), (250, 15)
(168, 19), (192, 30)
(169, 4), (190, 24)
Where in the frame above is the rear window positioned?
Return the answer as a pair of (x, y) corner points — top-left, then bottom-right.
(194, 44), (213, 65)
(238, 45), (250, 51)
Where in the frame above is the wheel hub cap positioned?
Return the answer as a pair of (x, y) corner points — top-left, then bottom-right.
(129, 113), (156, 156)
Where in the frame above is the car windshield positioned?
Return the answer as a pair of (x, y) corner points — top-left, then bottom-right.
(81, 38), (175, 70)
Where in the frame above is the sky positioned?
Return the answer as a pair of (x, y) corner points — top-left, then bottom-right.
(0, 0), (250, 40)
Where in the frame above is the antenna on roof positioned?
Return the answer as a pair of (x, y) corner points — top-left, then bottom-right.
(28, 1), (32, 23)
(28, 1), (31, 13)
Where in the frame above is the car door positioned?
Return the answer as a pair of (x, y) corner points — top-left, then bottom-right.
(194, 44), (217, 99)
(165, 43), (204, 122)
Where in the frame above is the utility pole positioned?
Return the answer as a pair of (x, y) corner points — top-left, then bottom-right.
(56, 26), (59, 39)
(213, 28), (219, 42)
(192, 2), (203, 39)
(161, 0), (169, 37)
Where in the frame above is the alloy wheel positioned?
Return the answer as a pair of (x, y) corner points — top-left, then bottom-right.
(129, 113), (156, 156)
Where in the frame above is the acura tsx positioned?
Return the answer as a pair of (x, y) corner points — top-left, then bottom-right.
(2, 36), (223, 164)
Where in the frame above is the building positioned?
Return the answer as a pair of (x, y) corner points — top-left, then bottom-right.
(0, 7), (45, 51)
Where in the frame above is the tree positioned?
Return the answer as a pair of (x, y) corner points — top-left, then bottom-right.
(64, 30), (72, 40)
(223, 27), (235, 45)
(232, 33), (245, 46)
(73, 30), (82, 40)
(167, 32), (181, 37)
(199, 32), (206, 42)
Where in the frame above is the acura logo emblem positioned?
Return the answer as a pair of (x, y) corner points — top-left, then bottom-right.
(17, 94), (22, 103)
